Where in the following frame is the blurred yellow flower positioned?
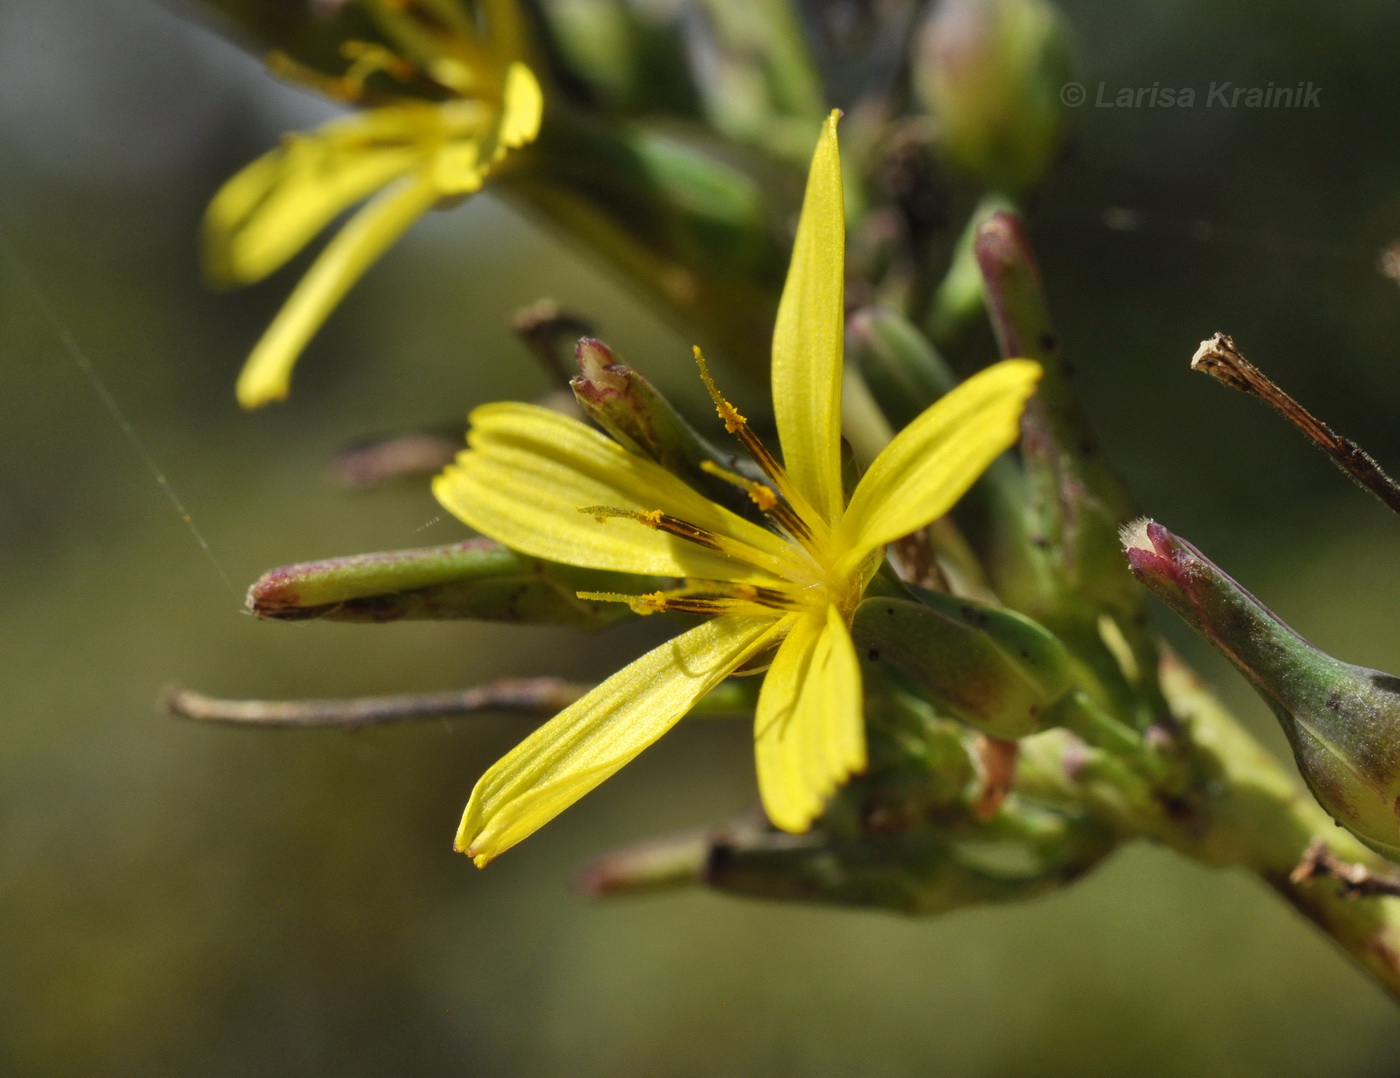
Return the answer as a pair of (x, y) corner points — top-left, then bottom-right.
(204, 0), (542, 408)
(433, 112), (1041, 865)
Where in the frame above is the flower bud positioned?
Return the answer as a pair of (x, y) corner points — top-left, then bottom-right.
(570, 337), (762, 519)
(577, 797), (1116, 915)
(852, 590), (1074, 739)
(1124, 519), (1400, 860)
(248, 538), (647, 628)
(976, 210), (1161, 722)
(848, 306), (958, 430)
(915, 0), (1076, 193)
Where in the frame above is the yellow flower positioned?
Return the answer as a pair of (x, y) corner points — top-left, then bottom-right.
(433, 112), (1041, 865)
(204, 0), (543, 408)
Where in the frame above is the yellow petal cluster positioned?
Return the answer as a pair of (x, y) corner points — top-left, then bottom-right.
(204, 0), (543, 408)
(434, 111), (1042, 864)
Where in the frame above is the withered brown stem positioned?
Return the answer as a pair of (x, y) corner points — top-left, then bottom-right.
(163, 678), (589, 728)
(1192, 333), (1400, 516)
(331, 430), (461, 489)
(513, 299), (595, 385)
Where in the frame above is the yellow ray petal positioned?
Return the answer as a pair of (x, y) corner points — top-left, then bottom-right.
(459, 615), (783, 865)
(834, 358), (1041, 575)
(431, 66), (541, 195)
(235, 173), (441, 409)
(753, 604), (864, 833)
(203, 109), (440, 287)
(429, 127), (489, 195)
(366, 0), (481, 76)
(771, 109), (846, 525)
(433, 402), (804, 582)
(203, 143), (414, 287)
(498, 62), (544, 149)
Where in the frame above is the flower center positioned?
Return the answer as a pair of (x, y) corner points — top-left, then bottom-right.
(574, 350), (848, 621)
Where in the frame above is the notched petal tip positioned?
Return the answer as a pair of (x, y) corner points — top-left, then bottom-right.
(454, 828), (494, 868)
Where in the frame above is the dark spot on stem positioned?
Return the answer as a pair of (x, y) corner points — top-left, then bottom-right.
(1372, 673), (1400, 696)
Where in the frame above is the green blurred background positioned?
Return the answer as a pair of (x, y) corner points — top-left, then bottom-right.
(4, 0), (1400, 1074)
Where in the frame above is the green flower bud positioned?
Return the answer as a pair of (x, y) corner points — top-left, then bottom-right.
(848, 306), (958, 431)
(1124, 519), (1400, 860)
(924, 193), (1015, 342)
(852, 590), (1074, 739)
(976, 210), (1162, 725)
(569, 337), (762, 520)
(248, 539), (648, 628)
(577, 799), (1117, 915)
(915, 0), (1075, 193)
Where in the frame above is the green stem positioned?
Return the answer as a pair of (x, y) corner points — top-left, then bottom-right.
(1024, 657), (1400, 999)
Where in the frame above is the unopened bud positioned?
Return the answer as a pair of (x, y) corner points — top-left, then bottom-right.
(570, 337), (761, 519)
(248, 539), (646, 629)
(852, 590), (1073, 739)
(577, 798), (1116, 915)
(1124, 519), (1400, 860)
(848, 306), (958, 430)
(915, 0), (1075, 193)
(976, 210), (1159, 720)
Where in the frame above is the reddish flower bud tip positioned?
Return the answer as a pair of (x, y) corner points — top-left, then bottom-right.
(1123, 519), (1400, 859)
(247, 567), (301, 617)
(572, 337), (627, 398)
(974, 211), (1041, 284)
(1120, 518), (1180, 588)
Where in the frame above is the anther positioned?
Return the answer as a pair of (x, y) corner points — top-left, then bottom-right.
(694, 346), (748, 434)
(576, 589), (659, 615)
(699, 461), (777, 511)
(698, 460), (811, 543)
(690, 347), (812, 528)
(577, 505), (725, 552)
(577, 580), (803, 618)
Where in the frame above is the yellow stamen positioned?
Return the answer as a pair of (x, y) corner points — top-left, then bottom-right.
(574, 503), (811, 583)
(579, 505), (725, 552)
(699, 460), (776, 510)
(265, 44), (416, 105)
(340, 41), (418, 91)
(699, 461), (812, 544)
(575, 589), (662, 615)
(694, 345), (749, 434)
(577, 579), (804, 619)
(750, 486), (778, 512)
(692, 346), (827, 542)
